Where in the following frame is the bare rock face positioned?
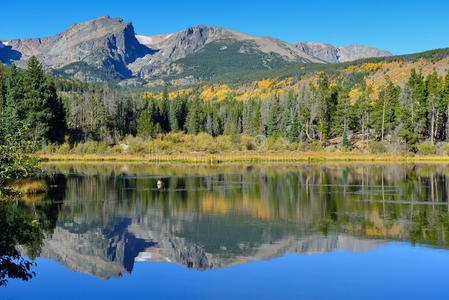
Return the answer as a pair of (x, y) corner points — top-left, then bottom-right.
(129, 25), (230, 78)
(0, 16), (392, 82)
(292, 41), (392, 63)
(338, 44), (392, 62)
(129, 25), (322, 78)
(1, 18), (323, 81)
(1, 16), (153, 80)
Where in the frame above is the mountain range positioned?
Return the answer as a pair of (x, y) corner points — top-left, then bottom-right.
(32, 218), (383, 279)
(0, 16), (391, 83)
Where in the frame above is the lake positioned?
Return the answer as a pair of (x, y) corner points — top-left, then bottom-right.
(2, 163), (449, 299)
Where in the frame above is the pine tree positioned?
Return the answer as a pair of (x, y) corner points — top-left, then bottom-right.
(158, 86), (170, 132)
(281, 90), (295, 138)
(355, 92), (371, 148)
(334, 89), (351, 137)
(267, 99), (280, 137)
(137, 110), (155, 138)
(0, 63), (6, 115)
(371, 78), (400, 141)
(96, 96), (110, 141)
(242, 101), (252, 135)
(186, 99), (202, 135)
(169, 98), (179, 132)
(115, 100), (125, 138)
(0, 63), (5, 139)
(21, 56), (66, 145)
(124, 96), (137, 136)
(223, 108), (233, 136)
(397, 85), (419, 148)
(443, 70), (449, 141)
(247, 100), (261, 136)
(44, 78), (66, 143)
(3, 64), (24, 136)
(286, 110), (301, 143)
(211, 106), (221, 136)
(407, 69), (427, 139)
(341, 129), (350, 149)
(425, 72), (443, 144)
(23, 56), (51, 145)
(316, 77), (337, 141)
(168, 94), (187, 133)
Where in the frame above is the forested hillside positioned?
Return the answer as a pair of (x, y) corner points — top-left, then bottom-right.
(1, 49), (449, 155)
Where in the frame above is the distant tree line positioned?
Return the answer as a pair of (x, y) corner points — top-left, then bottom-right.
(2, 56), (449, 152)
(134, 70), (449, 151)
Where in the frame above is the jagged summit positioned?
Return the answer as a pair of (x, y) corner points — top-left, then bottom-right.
(0, 16), (392, 83)
(0, 15), (153, 80)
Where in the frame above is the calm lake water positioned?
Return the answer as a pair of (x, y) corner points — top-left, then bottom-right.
(3, 163), (449, 299)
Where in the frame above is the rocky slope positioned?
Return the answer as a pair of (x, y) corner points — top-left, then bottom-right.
(28, 213), (384, 279)
(1, 16), (153, 81)
(125, 24), (324, 79)
(292, 41), (392, 63)
(1, 16), (391, 83)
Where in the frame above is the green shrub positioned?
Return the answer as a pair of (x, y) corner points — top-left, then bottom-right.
(164, 132), (187, 144)
(239, 135), (257, 151)
(124, 136), (148, 155)
(416, 142), (436, 155)
(128, 143), (146, 155)
(73, 142), (87, 154)
(327, 145), (337, 153)
(191, 133), (217, 152)
(215, 136), (233, 152)
(442, 143), (449, 155)
(57, 142), (71, 154)
(309, 141), (323, 152)
(42, 143), (57, 154)
(266, 137), (288, 151)
(73, 141), (101, 154)
(368, 141), (385, 154)
(96, 142), (110, 155)
(285, 142), (302, 151)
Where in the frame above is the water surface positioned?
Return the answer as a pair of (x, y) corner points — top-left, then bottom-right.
(2, 163), (449, 299)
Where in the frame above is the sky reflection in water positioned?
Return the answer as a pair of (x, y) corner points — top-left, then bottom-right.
(2, 163), (449, 299)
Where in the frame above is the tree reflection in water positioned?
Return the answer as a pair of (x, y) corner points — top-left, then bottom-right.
(0, 175), (64, 286)
(4, 164), (449, 285)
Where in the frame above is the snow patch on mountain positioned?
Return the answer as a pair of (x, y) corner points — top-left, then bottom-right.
(136, 34), (153, 45)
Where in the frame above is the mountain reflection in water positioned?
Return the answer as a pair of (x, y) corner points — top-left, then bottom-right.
(6, 163), (449, 283)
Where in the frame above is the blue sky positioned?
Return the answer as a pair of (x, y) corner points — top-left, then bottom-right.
(1, 0), (448, 55)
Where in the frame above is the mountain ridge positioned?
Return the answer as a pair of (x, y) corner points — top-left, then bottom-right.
(0, 16), (392, 83)
(292, 41), (392, 63)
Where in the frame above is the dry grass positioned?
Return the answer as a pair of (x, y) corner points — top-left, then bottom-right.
(10, 179), (48, 195)
(37, 151), (449, 164)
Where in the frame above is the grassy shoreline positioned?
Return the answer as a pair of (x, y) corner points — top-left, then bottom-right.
(37, 151), (449, 164)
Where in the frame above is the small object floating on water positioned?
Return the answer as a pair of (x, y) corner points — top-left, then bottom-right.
(157, 179), (164, 189)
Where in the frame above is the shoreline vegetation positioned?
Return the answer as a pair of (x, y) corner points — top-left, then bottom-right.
(36, 132), (449, 164)
(3, 58), (449, 168)
(38, 152), (449, 163)
(36, 131), (449, 162)
(4, 57), (449, 168)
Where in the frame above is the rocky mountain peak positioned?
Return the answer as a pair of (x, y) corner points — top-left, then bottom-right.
(1, 16), (153, 80)
(1, 16), (393, 83)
